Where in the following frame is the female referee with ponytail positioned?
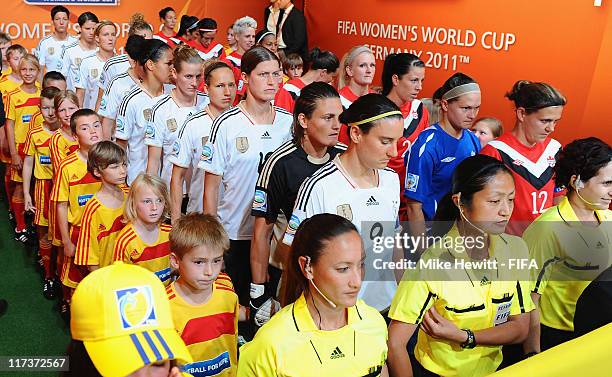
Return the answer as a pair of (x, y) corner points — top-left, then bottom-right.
(388, 154), (533, 377)
(239, 213), (389, 377)
(523, 137), (612, 353)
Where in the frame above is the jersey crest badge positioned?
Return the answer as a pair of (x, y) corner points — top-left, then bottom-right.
(201, 136), (209, 146)
(143, 108), (153, 122)
(236, 137), (249, 153)
(75, 58), (82, 67)
(47, 47), (54, 55)
(166, 118), (177, 132)
(336, 204), (353, 221)
(547, 155), (556, 167)
(90, 68), (99, 78)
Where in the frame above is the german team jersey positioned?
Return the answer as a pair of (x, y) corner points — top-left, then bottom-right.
(284, 156), (401, 311)
(337, 86), (378, 145)
(49, 129), (79, 173)
(481, 133), (563, 236)
(273, 78), (306, 113)
(50, 152), (101, 226)
(199, 106), (293, 240)
(388, 99), (429, 210)
(75, 193), (127, 268)
(36, 34), (78, 74)
(524, 197), (612, 332)
(75, 54), (105, 110)
(237, 294), (388, 377)
(116, 86), (162, 184)
(389, 224), (535, 376)
(57, 41), (96, 91)
(23, 124), (54, 179)
(6, 87), (42, 145)
(112, 223), (173, 285)
(167, 275), (239, 377)
(192, 41), (226, 61)
(145, 92), (209, 184)
(98, 71), (139, 120)
(98, 53), (130, 93)
(404, 123), (481, 221)
(168, 109), (214, 213)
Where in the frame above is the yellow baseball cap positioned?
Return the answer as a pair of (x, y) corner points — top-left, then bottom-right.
(71, 262), (193, 377)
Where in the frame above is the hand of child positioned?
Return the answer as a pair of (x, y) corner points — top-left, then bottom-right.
(64, 241), (76, 258)
(24, 194), (36, 213)
(11, 153), (22, 171)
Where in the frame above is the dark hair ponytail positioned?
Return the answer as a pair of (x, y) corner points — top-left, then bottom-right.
(432, 155), (513, 237)
(434, 72), (477, 103)
(555, 137), (612, 191)
(282, 214), (359, 306)
(307, 47), (340, 72)
(77, 12), (99, 27)
(506, 80), (566, 114)
(177, 15), (198, 37)
(381, 53), (425, 96)
(133, 39), (171, 66)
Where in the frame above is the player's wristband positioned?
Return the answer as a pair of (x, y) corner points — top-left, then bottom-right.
(460, 329), (476, 349)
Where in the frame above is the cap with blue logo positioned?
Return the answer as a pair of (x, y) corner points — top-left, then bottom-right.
(71, 262), (193, 377)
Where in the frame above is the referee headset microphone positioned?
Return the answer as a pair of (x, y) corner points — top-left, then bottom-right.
(573, 175), (600, 208)
(456, 192), (487, 236)
(305, 256), (338, 308)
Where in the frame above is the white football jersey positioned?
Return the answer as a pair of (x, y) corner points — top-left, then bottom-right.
(168, 108), (215, 213)
(115, 86), (162, 185)
(36, 34), (78, 74)
(283, 156), (401, 311)
(57, 41), (96, 90)
(75, 54), (105, 110)
(98, 72), (138, 120)
(145, 91), (209, 184)
(198, 106), (293, 240)
(98, 54), (130, 92)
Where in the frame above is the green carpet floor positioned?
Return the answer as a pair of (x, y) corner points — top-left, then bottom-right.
(0, 198), (70, 377)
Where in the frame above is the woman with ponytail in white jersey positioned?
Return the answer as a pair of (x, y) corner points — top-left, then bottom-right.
(200, 46), (292, 308)
(168, 61), (236, 223)
(145, 45), (207, 185)
(75, 21), (116, 110)
(283, 93), (403, 312)
(115, 38), (172, 185)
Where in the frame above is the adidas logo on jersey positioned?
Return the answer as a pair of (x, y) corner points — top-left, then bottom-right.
(366, 196), (379, 206)
(261, 131), (272, 140)
(98, 224), (106, 231)
(596, 241), (605, 249)
(480, 276), (490, 286)
(330, 346), (345, 359)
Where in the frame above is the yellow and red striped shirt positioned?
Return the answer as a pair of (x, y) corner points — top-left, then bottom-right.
(167, 275), (239, 377)
(113, 223), (173, 285)
(75, 193), (127, 268)
(49, 129), (78, 173)
(23, 124), (54, 179)
(6, 87), (41, 145)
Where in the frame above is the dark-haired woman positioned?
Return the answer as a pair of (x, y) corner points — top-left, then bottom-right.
(274, 47), (340, 113)
(175, 15), (199, 45)
(200, 46), (292, 307)
(250, 82), (345, 328)
(523, 137), (612, 353)
(239, 213), (389, 376)
(481, 80), (566, 236)
(169, 61), (236, 224)
(388, 154), (534, 377)
(255, 30), (278, 56)
(154, 7), (178, 47)
(404, 73), (481, 238)
(58, 12), (99, 91)
(382, 53), (428, 221)
(283, 93), (402, 311)
(115, 38), (173, 184)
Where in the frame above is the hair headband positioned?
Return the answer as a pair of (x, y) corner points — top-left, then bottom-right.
(349, 110), (402, 127)
(199, 28), (217, 33)
(187, 20), (199, 31)
(256, 31), (274, 44)
(442, 83), (481, 101)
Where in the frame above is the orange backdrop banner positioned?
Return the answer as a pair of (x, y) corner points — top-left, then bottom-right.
(304, 0), (612, 145)
(0, 0), (264, 54)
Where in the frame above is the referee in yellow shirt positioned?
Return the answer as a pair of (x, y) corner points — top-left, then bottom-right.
(523, 137), (612, 352)
(388, 155), (534, 376)
(238, 214), (389, 377)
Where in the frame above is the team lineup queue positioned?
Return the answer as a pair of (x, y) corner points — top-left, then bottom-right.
(0, 4), (610, 377)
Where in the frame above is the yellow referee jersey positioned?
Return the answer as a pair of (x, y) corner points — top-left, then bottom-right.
(238, 294), (388, 377)
(167, 274), (239, 377)
(524, 196), (612, 331)
(389, 225), (535, 377)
